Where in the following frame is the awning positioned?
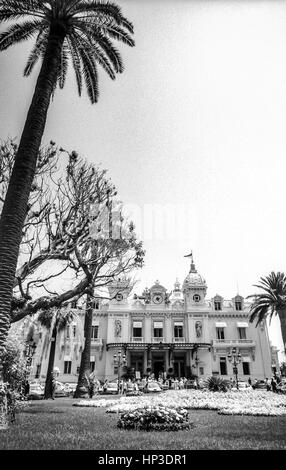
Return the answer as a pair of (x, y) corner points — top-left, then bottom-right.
(92, 321), (99, 326)
(237, 322), (249, 328)
(174, 321), (183, 326)
(90, 356), (95, 362)
(154, 321), (163, 328)
(215, 322), (227, 327)
(133, 321), (142, 328)
(64, 356), (71, 361)
(242, 356), (251, 362)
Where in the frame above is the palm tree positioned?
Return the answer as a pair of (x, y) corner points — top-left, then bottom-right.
(0, 0), (134, 356)
(248, 272), (286, 355)
(37, 307), (76, 399)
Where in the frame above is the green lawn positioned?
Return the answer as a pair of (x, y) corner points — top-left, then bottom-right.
(0, 397), (285, 450)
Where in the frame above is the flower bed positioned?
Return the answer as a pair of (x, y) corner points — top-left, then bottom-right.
(117, 404), (192, 431)
(74, 389), (286, 417)
(73, 398), (119, 408)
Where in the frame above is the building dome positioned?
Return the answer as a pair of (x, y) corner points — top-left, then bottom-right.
(183, 271), (207, 288)
(182, 255), (207, 292)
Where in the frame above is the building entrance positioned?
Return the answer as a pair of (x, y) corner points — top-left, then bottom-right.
(173, 353), (186, 378)
(130, 352), (144, 378)
(152, 353), (165, 379)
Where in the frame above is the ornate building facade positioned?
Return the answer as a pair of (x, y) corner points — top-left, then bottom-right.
(27, 257), (275, 383)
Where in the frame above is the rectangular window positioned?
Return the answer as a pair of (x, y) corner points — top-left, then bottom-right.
(66, 326), (70, 339)
(35, 364), (41, 379)
(235, 301), (242, 311)
(219, 357), (227, 375)
(64, 361), (72, 374)
(72, 325), (76, 338)
(238, 327), (246, 340)
(90, 361), (95, 372)
(199, 367), (204, 375)
(153, 321), (163, 338)
(71, 300), (77, 309)
(216, 327), (225, 340)
(242, 362), (250, 375)
(133, 321), (142, 338)
(214, 301), (221, 311)
(91, 325), (98, 339)
(174, 325), (183, 337)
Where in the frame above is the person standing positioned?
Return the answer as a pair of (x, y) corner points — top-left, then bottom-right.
(88, 372), (95, 399)
(248, 377), (252, 387)
(265, 377), (271, 391)
(271, 377), (277, 393)
(51, 372), (57, 400)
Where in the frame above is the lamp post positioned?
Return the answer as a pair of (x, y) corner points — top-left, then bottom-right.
(113, 350), (127, 393)
(227, 347), (242, 389)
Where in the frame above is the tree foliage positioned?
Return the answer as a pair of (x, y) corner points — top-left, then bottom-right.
(0, 139), (144, 324)
(0, 0), (135, 103)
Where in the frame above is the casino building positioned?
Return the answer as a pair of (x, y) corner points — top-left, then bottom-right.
(25, 256), (276, 383)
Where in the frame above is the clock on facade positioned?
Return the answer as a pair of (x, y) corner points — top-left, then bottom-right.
(153, 293), (163, 304)
(116, 293), (123, 301)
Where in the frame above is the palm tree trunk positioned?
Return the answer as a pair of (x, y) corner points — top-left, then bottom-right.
(74, 295), (93, 398)
(0, 26), (66, 365)
(278, 309), (286, 355)
(44, 323), (58, 399)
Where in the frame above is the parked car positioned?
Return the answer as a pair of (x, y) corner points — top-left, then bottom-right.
(144, 381), (162, 393)
(102, 381), (118, 395)
(54, 381), (69, 397)
(253, 380), (267, 390)
(159, 382), (169, 391)
(64, 383), (78, 396)
(232, 381), (252, 391)
(28, 383), (44, 400)
(185, 379), (197, 389)
(277, 383), (286, 394)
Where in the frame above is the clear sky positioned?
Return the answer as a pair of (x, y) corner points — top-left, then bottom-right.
(0, 0), (285, 359)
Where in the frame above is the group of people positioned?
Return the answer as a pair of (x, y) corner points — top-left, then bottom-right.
(249, 375), (282, 392)
(84, 371), (284, 398)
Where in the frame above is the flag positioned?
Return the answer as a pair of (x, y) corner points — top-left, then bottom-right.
(184, 252), (193, 258)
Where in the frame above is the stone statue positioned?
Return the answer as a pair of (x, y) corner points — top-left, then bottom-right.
(195, 320), (202, 338)
(114, 319), (122, 337)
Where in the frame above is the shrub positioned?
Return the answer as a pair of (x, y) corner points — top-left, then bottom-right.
(117, 404), (193, 431)
(204, 376), (230, 392)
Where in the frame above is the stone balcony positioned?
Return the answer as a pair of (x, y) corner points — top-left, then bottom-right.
(131, 337), (144, 343)
(212, 339), (255, 347)
(91, 338), (103, 347)
(152, 337), (164, 343)
(172, 337), (185, 343)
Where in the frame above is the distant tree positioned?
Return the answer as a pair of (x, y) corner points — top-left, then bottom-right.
(36, 308), (76, 399)
(0, 0), (135, 370)
(248, 272), (286, 355)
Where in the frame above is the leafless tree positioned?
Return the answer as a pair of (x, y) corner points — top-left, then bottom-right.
(0, 139), (144, 327)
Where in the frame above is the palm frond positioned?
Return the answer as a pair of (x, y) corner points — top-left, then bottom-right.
(23, 27), (49, 76)
(0, 0), (46, 21)
(77, 43), (99, 103)
(248, 271), (286, 325)
(67, 33), (83, 96)
(73, 30), (115, 80)
(74, 24), (123, 73)
(0, 19), (45, 51)
(73, 1), (134, 33)
(57, 41), (69, 89)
